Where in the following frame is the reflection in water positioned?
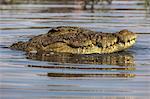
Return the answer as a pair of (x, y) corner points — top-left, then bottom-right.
(0, 0), (112, 5)
(83, 0), (112, 9)
(27, 51), (135, 66)
(27, 51), (135, 78)
(47, 73), (135, 78)
(145, 0), (150, 12)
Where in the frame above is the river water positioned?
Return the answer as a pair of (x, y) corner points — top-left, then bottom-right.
(0, 0), (150, 99)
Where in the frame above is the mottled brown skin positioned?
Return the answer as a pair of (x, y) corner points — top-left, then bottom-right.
(10, 26), (137, 54)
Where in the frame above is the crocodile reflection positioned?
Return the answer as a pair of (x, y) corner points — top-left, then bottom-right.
(26, 51), (135, 66)
(27, 51), (135, 78)
(47, 73), (135, 78)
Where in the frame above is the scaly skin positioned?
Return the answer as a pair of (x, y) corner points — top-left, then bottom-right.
(10, 26), (137, 54)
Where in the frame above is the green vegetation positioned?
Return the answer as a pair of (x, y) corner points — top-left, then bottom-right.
(145, 0), (150, 9)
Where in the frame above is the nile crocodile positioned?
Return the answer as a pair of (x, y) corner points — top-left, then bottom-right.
(10, 26), (137, 54)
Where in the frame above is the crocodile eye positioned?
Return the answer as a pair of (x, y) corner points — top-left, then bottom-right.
(48, 29), (56, 34)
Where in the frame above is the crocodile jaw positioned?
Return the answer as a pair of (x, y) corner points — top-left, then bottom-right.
(81, 38), (136, 54)
(101, 38), (136, 54)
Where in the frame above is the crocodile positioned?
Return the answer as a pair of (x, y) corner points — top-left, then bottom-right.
(10, 26), (137, 54)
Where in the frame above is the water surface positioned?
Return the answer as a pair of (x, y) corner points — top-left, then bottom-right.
(0, 0), (150, 99)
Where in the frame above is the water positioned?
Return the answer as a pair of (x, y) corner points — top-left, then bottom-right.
(0, 0), (150, 99)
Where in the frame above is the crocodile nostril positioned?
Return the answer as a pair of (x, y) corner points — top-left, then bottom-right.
(127, 40), (130, 42)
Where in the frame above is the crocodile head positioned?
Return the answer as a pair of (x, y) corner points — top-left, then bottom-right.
(48, 29), (137, 54)
(98, 29), (137, 54)
(114, 29), (137, 50)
